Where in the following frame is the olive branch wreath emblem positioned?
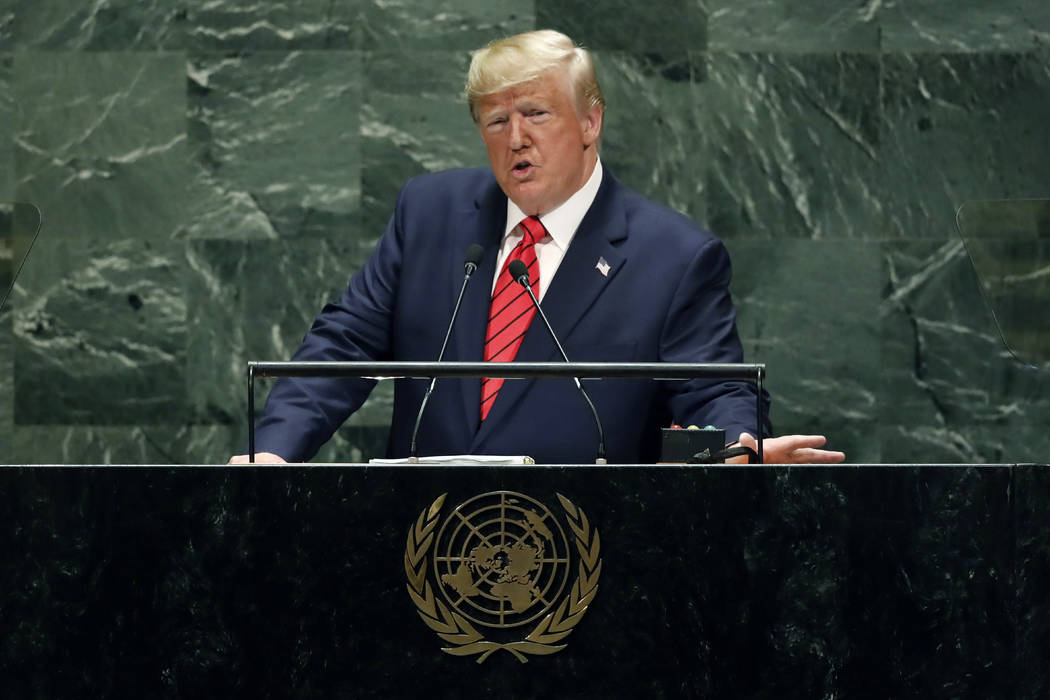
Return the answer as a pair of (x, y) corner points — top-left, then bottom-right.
(404, 492), (601, 663)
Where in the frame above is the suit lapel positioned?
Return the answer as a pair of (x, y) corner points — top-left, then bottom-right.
(470, 173), (629, 447)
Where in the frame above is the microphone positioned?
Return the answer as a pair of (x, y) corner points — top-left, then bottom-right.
(508, 259), (608, 464)
(408, 244), (485, 460)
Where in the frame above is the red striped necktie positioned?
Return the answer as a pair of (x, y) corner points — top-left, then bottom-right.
(480, 216), (545, 421)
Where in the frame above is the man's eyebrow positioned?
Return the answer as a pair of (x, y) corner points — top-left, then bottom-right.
(479, 105), (508, 119)
(479, 96), (548, 121)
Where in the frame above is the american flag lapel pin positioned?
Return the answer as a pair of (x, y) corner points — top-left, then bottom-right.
(595, 256), (611, 277)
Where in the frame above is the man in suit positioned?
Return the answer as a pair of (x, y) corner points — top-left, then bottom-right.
(231, 30), (844, 465)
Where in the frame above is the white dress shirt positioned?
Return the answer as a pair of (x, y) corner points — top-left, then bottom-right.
(492, 159), (604, 301)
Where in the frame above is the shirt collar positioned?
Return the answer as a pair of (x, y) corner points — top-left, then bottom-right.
(504, 158), (604, 251)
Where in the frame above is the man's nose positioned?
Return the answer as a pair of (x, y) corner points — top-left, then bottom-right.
(508, 115), (530, 150)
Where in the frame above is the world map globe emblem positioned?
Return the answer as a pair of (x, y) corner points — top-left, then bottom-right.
(433, 491), (572, 628)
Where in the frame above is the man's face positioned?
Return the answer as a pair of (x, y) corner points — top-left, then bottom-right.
(477, 70), (602, 216)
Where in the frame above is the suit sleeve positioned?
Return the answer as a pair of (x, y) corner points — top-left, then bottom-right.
(250, 191), (409, 462)
(661, 237), (772, 440)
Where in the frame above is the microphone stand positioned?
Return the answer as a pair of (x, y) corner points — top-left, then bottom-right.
(510, 261), (607, 464)
(408, 245), (483, 461)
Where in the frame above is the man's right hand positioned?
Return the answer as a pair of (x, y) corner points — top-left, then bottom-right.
(228, 452), (287, 464)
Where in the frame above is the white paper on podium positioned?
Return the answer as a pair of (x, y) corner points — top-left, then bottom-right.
(368, 454), (535, 465)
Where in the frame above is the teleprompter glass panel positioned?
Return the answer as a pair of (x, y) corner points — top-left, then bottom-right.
(956, 199), (1050, 368)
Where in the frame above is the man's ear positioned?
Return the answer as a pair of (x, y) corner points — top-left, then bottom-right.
(581, 106), (603, 148)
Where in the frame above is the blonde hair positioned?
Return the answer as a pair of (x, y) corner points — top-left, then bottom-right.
(465, 30), (605, 122)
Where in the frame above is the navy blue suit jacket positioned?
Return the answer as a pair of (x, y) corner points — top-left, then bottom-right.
(253, 167), (768, 463)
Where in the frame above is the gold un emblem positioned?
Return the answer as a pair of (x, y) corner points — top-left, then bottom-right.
(405, 491), (602, 663)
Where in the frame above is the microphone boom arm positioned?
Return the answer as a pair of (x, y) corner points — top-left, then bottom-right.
(515, 268), (608, 464)
(408, 244), (484, 460)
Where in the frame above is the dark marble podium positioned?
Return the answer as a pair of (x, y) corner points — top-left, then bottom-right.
(2, 463), (1048, 698)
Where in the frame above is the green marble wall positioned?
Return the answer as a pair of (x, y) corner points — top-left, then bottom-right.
(1, 1), (1048, 464)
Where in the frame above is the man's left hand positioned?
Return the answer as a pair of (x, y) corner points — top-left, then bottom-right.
(732, 433), (845, 464)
